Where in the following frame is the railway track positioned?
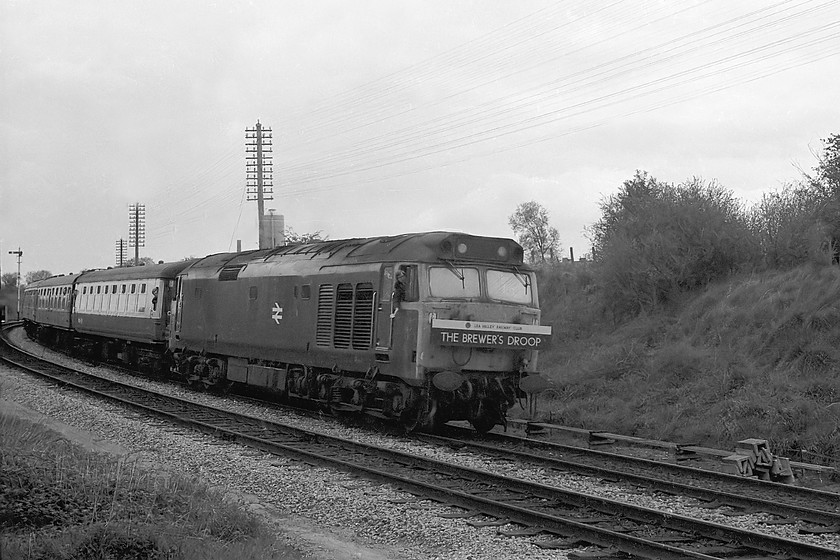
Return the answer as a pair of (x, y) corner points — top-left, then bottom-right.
(2, 325), (838, 559)
(419, 428), (840, 529)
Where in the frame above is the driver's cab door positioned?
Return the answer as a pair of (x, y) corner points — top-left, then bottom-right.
(376, 266), (396, 350)
(376, 264), (417, 350)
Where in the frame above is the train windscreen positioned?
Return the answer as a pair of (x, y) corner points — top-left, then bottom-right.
(429, 266), (480, 299)
(486, 270), (533, 304)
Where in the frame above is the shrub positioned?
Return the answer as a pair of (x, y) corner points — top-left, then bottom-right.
(591, 171), (757, 319)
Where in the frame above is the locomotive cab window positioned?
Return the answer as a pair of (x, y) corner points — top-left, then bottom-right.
(487, 269), (533, 304)
(393, 265), (419, 303)
(429, 266), (480, 299)
(381, 266), (394, 303)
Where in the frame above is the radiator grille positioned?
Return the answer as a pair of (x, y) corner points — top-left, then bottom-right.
(319, 282), (375, 349)
(352, 283), (374, 349)
(316, 284), (334, 346)
(333, 284), (354, 348)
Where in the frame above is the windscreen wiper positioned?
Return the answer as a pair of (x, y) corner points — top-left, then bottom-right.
(444, 260), (466, 288)
(513, 266), (531, 292)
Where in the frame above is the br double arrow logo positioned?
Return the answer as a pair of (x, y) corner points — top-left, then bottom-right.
(272, 302), (283, 324)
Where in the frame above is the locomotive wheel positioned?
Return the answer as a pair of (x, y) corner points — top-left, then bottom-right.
(470, 399), (501, 434)
(471, 414), (496, 434)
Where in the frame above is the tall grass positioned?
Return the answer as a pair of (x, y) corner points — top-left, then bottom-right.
(0, 413), (297, 560)
(535, 262), (840, 468)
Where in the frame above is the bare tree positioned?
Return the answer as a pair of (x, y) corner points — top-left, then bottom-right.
(284, 227), (327, 246)
(1, 272), (17, 289)
(508, 201), (560, 265)
(25, 270), (52, 284)
(123, 257), (156, 267)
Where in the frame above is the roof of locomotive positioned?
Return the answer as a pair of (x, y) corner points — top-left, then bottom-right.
(183, 232), (527, 273)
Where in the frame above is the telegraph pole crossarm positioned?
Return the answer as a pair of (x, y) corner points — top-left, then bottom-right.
(128, 203), (146, 265)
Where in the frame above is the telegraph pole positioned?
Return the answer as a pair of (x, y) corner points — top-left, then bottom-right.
(115, 238), (127, 267)
(128, 203), (146, 265)
(268, 208), (277, 248)
(8, 248), (22, 320)
(246, 121), (278, 249)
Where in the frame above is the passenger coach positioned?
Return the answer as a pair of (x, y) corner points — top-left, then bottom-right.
(22, 274), (77, 341)
(23, 261), (192, 369)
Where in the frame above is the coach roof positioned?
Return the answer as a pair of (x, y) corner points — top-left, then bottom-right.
(76, 261), (196, 283)
(24, 274), (77, 290)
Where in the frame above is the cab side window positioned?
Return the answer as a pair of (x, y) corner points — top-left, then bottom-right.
(396, 265), (419, 302)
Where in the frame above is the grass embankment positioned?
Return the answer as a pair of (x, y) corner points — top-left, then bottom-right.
(535, 262), (840, 468)
(0, 408), (297, 560)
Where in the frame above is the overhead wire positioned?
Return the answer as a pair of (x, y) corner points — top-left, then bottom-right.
(134, 0), (839, 246)
(268, 2), (838, 190)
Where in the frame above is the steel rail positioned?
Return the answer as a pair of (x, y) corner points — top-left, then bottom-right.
(417, 430), (840, 529)
(2, 326), (838, 559)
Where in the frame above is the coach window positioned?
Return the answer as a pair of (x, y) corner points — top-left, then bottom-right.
(249, 286), (258, 301)
(112, 284), (117, 293)
(141, 284), (146, 294)
(105, 285), (109, 294)
(121, 284), (126, 293)
(301, 284), (311, 300)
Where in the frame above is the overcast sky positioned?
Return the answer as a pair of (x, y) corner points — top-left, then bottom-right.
(1, 0), (839, 278)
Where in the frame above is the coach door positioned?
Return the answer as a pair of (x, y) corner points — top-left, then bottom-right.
(375, 266), (395, 349)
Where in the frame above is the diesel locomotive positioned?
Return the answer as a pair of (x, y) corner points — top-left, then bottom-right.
(22, 232), (551, 432)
